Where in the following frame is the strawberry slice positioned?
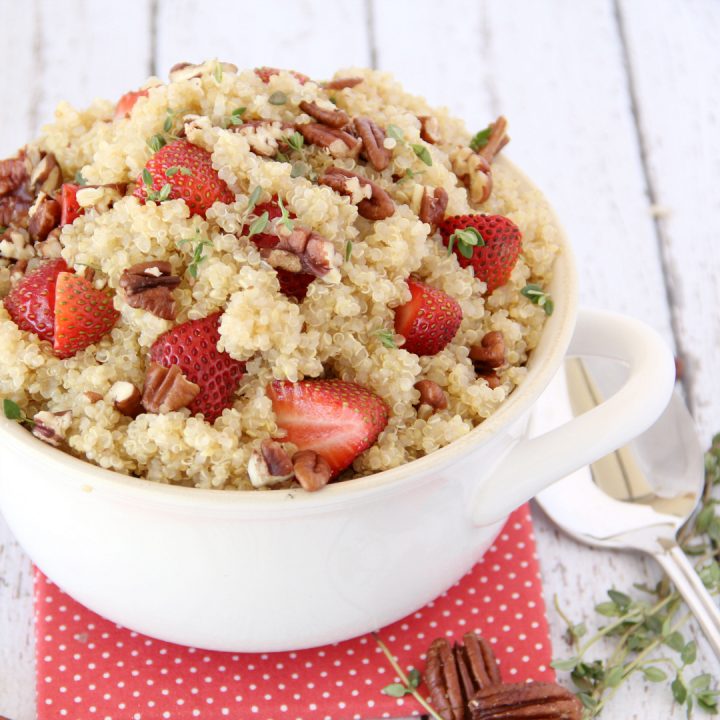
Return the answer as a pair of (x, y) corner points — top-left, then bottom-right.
(254, 67), (310, 85)
(3, 259), (69, 342)
(53, 272), (120, 358)
(394, 278), (463, 356)
(115, 89), (149, 120)
(439, 214), (522, 294)
(134, 139), (234, 219)
(268, 379), (389, 476)
(149, 312), (246, 423)
(60, 183), (83, 226)
(246, 199), (315, 301)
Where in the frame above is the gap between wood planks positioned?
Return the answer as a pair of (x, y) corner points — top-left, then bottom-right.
(612, 0), (692, 411)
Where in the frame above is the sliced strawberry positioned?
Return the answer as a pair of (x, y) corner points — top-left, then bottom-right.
(268, 379), (388, 476)
(439, 214), (522, 294)
(53, 272), (120, 358)
(245, 199), (315, 301)
(149, 312), (246, 423)
(60, 183), (83, 226)
(134, 139), (234, 219)
(115, 89), (149, 120)
(394, 279), (463, 356)
(254, 67), (310, 85)
(3, 259), (70, 342)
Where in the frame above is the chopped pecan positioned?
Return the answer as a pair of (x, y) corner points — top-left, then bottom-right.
(31, 410), (71, 448)
(230, 120), (295, 157)
(299, 100), (349, 129)
(414, 379), (447, 416)
(418, 115), (441, 144)
(451, 147), (493, 205)
(84, 391), (103, 403)
(263, 248), (304, 274)
(0, 155), (28, 197)
(29, 152), (61, 195)
(354, 117), (391, 171)
(142, 364), (200, 414)
(476, 116), (509, 164)
(321, 77), (363, 90)
(248, 439), (295, 488)
(468, 682), (582, 720)
(419, 187), (448, 231)
(35, 227), (63, 258)
(425, 638), (465, 720)
(296, 123), (361, 159)
(319, 167), (395, 221)
(292, 450), (332, 492)
(470, 331), (505, 371)
(108, 381), (143, 418)
(119, 260), (180, 320)
(272, 226), (339, 277)
(28, 193), (61, 242)
(169, 60), (238, 82)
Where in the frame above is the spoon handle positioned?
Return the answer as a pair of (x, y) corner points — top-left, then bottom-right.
(655, 545), (720, 659)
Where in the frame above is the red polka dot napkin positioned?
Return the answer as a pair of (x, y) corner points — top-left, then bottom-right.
(34, 505), (554, 719)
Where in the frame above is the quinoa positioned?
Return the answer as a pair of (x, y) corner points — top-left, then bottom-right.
(0, 62), (560, 490)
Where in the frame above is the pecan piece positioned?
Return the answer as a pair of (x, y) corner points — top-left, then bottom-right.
(425, 638), (465, 720)
(468, 682), (582, 720)
(354, 117), (391, 171)
(28, 193), (61, 242)
(299, 100), (349, 129)
(108, 381), (143, 418)
(119, 260), (180, 320)
(414, 379), (447, 418)
(418, 115), (441, 144)
(419, 187), (448, 231)
(292, 450), (332, 492)
(230, 120), (294, 157)
(470, 331), (505, 371)
(321, 77), (363, 90)
(274, 227), (339, 277)
(476, 116), (509, 164)
(319, 167), (395, 221)
(169, 60), (238, 82)
(451, 147), (493, 205)
(142, 364), (200, 414)
(31, 410), (71, 448)
(29, 152), (61, 195)
(296, 123), (361, 159)
(455, 633), (502, 701)
(0, 155), (28, 197)
(248, 439), (295, 488)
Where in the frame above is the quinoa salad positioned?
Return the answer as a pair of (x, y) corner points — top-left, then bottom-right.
(0, 61), (560, 492)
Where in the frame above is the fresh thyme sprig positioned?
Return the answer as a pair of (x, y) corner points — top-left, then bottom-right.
(386, 124), (433, 167)
(2, 398), (34, 427)
(552, 434), (720, 717)
(521, 283), (554, 316)
(178, 229), (212, 279)
(374, 328), (397, 349)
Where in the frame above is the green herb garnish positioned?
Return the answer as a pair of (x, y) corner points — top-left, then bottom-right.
(0, 225), (7, 235)
(374, 329), (397, 349)
(247, 211), (270, 238)
(286, 131), (304, 152)
(268, 91), (287, 105)
(245, 186), (262, 216)
(147, 183), (172, 203)
(344, 239), (353, 262)
(178, 229), (212, 279)
(386, 124), (404, 142)
(275, 151), (290, 163)
(214, 62), (223, 84)
(521, 283), (554, 316)
(277, 197), (294, 232)
(447, 226), (485, 258)
(470, 124), (493, 151)
(147, 134), (167, 153)
(290, 161), (310, 179)
(74, 170), (88, 186)
(2, 399), (33, 427)
(230, 107), (246, 125)
(410, 143), (432, 166)
(142, 168), (153, 187)
(165, 166), (192, 178)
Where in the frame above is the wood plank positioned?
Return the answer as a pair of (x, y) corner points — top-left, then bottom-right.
(155, 0), (371, 82)
(617, 0), (720, 444)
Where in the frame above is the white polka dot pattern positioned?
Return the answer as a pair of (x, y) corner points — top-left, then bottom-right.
(34, 505), (554, 719)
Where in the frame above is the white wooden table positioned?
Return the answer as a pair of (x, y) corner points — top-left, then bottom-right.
(1, 1), (719, 717)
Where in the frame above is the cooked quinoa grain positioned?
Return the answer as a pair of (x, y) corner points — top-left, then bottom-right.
(0, 62), (560, 490)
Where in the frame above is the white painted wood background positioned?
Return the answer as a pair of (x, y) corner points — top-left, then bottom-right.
(1, 0), (718, 717)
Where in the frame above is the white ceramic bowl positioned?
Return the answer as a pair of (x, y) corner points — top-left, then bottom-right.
(0, 163), (675, 651)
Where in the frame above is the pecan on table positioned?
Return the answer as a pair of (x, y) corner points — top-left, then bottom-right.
(142, 364), (200, 414)
(419, 187), (448, 231)
(299, 100), (350, 129)
(418, 115), (441, 144)
(455, 633), (502, 699)
(28, 193), (61, 242)
(119, 260), (180, 320)
(318, 166), (395, 221)
(425, 637), (466, 720)
(248, 439), (295, 488)
(295, 123), (361, 159)
(354, 117), (391, 171)
(321, 77), (363, 90)
(468, 682), (582, 720)
(292, 449), (332, 492)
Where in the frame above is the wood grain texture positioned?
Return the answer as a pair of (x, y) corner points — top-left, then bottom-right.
(617, 0), (720, 445)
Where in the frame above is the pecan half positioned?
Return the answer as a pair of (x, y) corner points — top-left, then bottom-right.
(418, 115), (441, 144)
(119, 260), (180, 320)
(292, 450), (332, 492)
(319, 167), (395, 221)
(419, 187), (449, 231)
(425, 638), (465, 720)
(299, 100), (349, 129)
(470, 331), (505, 372)
(28, 193), (61, 242)
(414, 379), (447, 417)
(0, 155), (28, 197)
(108, 381), (143, 418)
(468, 682), (582, 720)
(455, 633), (502, 700)
(321, 77), (363, 90)
(296, 123), (361, 159)
(248, 439), (295, 488)
(354, 117), (391, 171)
(142, 364), (200, 414)
(31, 410), (71, 448)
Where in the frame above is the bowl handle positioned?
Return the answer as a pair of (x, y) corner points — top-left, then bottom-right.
(471, 308), (675, 526)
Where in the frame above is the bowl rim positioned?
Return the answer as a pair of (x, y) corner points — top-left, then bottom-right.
(0, 158), (579, 513)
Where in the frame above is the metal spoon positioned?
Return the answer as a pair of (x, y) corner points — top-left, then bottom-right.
(534, 358), (720, 659)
